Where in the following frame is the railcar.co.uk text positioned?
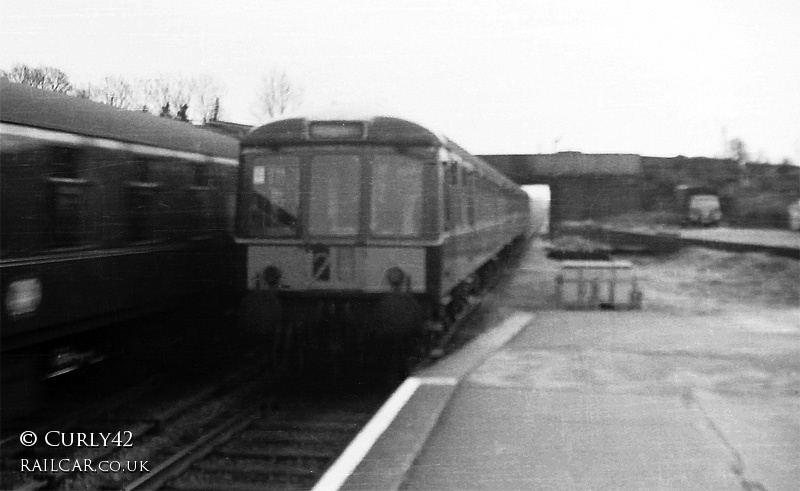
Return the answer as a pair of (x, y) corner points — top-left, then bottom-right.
(20, 459), (149, 473)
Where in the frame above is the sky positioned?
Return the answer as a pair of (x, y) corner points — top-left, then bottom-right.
(1, 0), (798, 162)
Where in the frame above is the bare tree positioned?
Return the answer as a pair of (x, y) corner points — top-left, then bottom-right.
(2, 64), (73, 93)
(210, 97), (221, 122)
(160, 102), (172, 118)
(72, 73), (224, 122)
(82, 76), (136, 109)
(175, 103), (190, 122)
(143, 76), (192, 117)
(139, 75), (226, 122)
(189, 74), (225, 123)
(728, 138), (749, 164)
(255, 70), (303, 121)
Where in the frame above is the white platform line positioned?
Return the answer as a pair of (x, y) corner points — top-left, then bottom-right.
(312, 377), (423, 491)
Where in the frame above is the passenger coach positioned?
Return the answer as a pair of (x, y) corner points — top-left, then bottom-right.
(1, 80), (239, 421)
(236, 114), (530, 360)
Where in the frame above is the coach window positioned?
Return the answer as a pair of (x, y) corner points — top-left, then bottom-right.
(474, 178), (484, 226)
(478, 181), (488, 225)
(450, 164), (464, 230)
(443, 162), (457, 232)
(242, 154), (300, 237)
(0, 134), (29, 257)
(127, 155), (159, 242)
(47, 146), (92, 248)
(465, 171), (476, 228)
(190, 162), (214, 238)
(453, 166), (465, 230)
(310, 155), (361, 236)
(480, 184), (488, 224)
(371, 154), (423, 236)
(490, 183), (499, 222)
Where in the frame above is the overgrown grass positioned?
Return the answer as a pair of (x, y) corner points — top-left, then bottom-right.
(549, 235), (612, 253)
(733, 192), (797, 229)
(637, 247), (800, 307)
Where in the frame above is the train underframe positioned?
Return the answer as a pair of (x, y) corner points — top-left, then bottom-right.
(238, 236), (527, 378)
(239, 292), (425, 379)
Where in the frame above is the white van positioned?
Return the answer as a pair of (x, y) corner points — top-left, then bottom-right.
(788, 199), (800, 231)
(688, 194), (722, 226)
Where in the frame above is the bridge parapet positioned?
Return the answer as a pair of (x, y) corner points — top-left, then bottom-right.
(480, 152), (641, 183)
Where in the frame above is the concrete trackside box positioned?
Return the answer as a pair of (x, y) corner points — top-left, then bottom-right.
(555, 260), (643, 309)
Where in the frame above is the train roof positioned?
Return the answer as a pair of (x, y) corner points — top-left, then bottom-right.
(243, 114), (522, 191)
(0, 79), (238, 159)
(242, 115), (444, 147)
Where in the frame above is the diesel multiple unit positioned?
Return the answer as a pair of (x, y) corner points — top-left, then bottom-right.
(235, 115), (531, 362)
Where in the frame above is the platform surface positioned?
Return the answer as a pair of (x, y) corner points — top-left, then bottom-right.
(678, 226), (799, 249)
(403, 388), (735, 490)
(332, 240), (799, 491)
(334, 309), (799, 491)
(398, 309), (799, 491)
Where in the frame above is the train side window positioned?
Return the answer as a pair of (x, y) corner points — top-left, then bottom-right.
(370, 154), (423, 236)
(48, 177), (91, 248)
(127, 184), (158, 242)
(46, 146), (93, 249)
(49, 146), (80, 178)
(490, 182), (497, 222)
(190, 162), (215, 238)
(133, 155), (149, 182)
(1, 137), (97, 256)
(477, 179), (488, 226)
(240, 154), (301, 238)
(488, 183), (496, 222)
(466, 172), (476, 228)
(193, 162), (210, 187)
(126, 156), (159, 242)
(310, 155), (361, 236)
(454, 166), (465, 229)
(443, 162), (454, 232)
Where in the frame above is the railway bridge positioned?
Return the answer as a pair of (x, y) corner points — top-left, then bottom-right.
(479, 152), (643, 226)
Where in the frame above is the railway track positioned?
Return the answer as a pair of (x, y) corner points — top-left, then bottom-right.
(112, 280), (508, 491)
(2, 353), (270, 491)
(4, 326), (473, 491)
(4, 354), (388, 491)
(124, 393), (383, 491)
(4, 246), (521, 491)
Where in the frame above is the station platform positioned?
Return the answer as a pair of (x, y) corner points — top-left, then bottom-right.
(315, 310), (798, 491)
(677, 226), (800, 251)
(609, 224), (799, 258)
(313, 239), (799, 491)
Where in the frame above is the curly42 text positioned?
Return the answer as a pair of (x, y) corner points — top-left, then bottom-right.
(19, 431), (134, 447)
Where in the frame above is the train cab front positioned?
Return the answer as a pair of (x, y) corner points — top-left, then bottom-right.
(236, 241), (430, 353)
(233, 117), (445, 368)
